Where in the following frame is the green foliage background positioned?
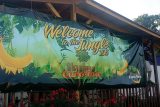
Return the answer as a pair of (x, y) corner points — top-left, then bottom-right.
(0, 13), (141, 81)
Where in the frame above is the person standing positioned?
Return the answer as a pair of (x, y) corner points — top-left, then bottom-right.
(143, 40), (153, 81)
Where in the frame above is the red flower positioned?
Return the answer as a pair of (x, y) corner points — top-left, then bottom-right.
(51, 90), (58, 96)
(121, 95), (127, 101)
(110, 97), (117, 105)
(58, 88), (67, 93)
(8, 103), (14, 107)
(103, 100), (109, 105)
(50, 96), (55, 101)
(72, 92), (78, 97)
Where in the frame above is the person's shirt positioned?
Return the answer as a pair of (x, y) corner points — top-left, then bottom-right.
(144, 43), (153, 63)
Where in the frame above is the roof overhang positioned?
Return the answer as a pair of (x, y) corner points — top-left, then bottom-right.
(79, 0), (160, 41)
(1, 0), (160, 45)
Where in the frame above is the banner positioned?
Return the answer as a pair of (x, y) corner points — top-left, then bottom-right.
(0, 11), (145, 86)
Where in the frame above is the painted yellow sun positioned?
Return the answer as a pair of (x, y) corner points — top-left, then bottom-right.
(0, 37), (32, 74)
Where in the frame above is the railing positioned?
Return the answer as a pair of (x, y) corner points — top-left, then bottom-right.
(1, 84), (160, 107)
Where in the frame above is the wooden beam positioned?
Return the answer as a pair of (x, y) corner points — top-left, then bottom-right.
(85, 0), (160, 39)
(46, 3), (62, 18)
(86, 19), (92, 24)
(24, 0), (83, 4)
(24, 0), (73, 4)
(70, 0), (77, 21)
(151, 43), (160, 101)
(76, 7), (129, 33)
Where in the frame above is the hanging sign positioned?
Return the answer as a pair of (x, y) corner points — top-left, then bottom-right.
(0, 12), (145, 86)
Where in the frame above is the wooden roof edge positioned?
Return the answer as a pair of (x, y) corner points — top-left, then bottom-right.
(24, 0), (73, 4)
(3, 0), (160, 42)
(84, 0), (160, 40)
(23, 0), (83, 4)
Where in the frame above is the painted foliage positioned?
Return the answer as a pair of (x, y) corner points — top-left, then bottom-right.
(0, 12), (145, 85)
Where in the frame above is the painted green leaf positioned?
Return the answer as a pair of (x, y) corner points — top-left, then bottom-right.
(109, 42), (115, 52)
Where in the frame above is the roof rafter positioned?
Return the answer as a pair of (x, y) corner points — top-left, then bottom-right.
(46, 3), (62, 18)
(86, 19), (92, 24)
(76, 7), (129, 33)
(85, 0), (160, 40)
(24, 0), (81, 4)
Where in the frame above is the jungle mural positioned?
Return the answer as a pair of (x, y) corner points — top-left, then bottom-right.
(0, 12), (145, 85)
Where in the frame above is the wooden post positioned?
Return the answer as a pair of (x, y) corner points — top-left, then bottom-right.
(20, 92), (24, 107)
(151, 43), (159, 89)
(3, 93), (6, 107)
(12, 92), (15, 105)
(70, 0), (77, 21)
(28, 92), (31, 107)
(151, 42), (160, 105)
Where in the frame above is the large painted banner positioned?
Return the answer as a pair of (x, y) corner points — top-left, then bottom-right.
(0, 11), (145, 86)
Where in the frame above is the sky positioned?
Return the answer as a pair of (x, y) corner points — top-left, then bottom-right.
(94, 0), (160, 20)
